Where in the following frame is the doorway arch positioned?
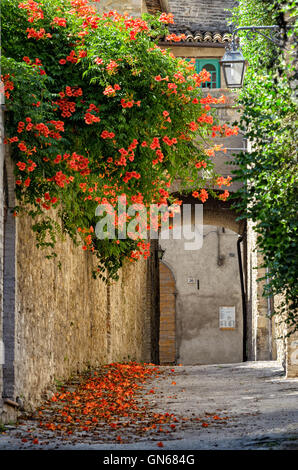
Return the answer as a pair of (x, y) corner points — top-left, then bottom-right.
(159, 261), (177, 364)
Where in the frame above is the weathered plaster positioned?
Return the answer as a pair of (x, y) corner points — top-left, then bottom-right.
(160, 225), (243, 365)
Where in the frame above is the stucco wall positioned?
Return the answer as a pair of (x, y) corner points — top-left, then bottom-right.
(160, 224), (243, 365)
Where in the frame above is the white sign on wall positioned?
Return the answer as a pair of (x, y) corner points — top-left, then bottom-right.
(219, 306), (236, 329)
(187, 277), (196, 284)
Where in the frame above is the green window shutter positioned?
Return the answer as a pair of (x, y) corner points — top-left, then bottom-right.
(182, 58), (221, 88)
(196, 59), (221, 89)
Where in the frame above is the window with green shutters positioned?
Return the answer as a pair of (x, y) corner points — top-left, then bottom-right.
(185, 58), (221, 89)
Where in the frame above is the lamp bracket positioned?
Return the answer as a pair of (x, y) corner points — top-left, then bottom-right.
(229, 25), (283, 50)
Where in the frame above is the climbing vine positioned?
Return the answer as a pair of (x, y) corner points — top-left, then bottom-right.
(230, 0), (298, 332)
(1, 0), (235, 279)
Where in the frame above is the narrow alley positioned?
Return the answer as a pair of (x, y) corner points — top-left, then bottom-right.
(1, 0), (297, 460)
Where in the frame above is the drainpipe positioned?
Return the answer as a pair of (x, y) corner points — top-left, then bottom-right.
(217, 227), (225, 266)
(237, 235), (247, 362)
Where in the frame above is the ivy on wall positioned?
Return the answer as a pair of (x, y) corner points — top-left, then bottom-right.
(230, 0), (298, 332)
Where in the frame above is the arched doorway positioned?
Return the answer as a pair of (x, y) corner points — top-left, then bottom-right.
(158, 197), (247, 365)
(159, 261), (176, 365)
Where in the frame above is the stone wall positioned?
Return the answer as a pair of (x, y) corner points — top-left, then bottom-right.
(273, 293), (298, 378)
(92, 0), (166, 16)
(255, 260), (274, 361)
(92, 0), (143, 16)
(2, 150), (17, 403)
(245, 220), (289, 369)
(245, 220), (258, 360)
(0, 145), (158, 421)
(108, 256), (151, 363)
(11, 211), (156, 411)
(0, 91), (4, 415)
(273, 295), (287, 368)
(286, 330), (298, 378)
(167, 0), (235, 30)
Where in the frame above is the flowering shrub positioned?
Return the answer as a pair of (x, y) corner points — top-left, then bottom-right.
(1, 0), (236, 279)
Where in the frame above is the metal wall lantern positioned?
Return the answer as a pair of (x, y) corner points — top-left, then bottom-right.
(220, 48), (246, 88)
(220, 25), (282, 89)
(157, 245), (166, 260)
